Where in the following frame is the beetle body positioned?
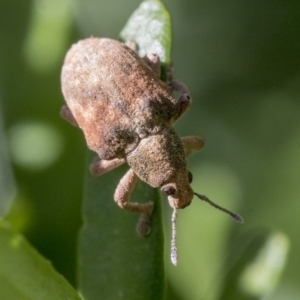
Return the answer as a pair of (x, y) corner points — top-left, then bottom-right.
(62, 38), (178, 159)
(61, 38), (198, 209)
(61, 37), (243, 265)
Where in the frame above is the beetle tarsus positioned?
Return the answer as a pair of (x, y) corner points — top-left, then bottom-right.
(136, 207), (153, 237)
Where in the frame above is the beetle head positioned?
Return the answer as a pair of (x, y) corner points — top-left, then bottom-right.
(161, 171), (194, 209)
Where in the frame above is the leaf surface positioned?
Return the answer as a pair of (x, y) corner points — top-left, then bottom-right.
(0, 220), (82, 300)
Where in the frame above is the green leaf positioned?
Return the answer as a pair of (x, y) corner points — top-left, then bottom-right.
(120, 0), (172, 65)
(0, 110), (15, 217)
(219, 230), (289, 300)
(78, 154), (165, 300)
(0, 220), (82, 300)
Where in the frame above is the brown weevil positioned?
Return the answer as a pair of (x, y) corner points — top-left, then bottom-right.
(61, 37), (243, 265)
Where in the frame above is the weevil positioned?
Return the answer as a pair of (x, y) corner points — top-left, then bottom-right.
(61, 37), (243, 265)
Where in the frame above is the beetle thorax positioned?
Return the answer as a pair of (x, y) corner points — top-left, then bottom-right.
(126, 127), (194, 208)
(126, 127), (184, 185)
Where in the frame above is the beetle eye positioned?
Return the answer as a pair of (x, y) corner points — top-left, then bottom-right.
(188, 171), (193, 183)
(162, 185), (176, 196)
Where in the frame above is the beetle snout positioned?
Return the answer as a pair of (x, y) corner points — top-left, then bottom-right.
(167, 193), (192, 209)
(161, 183), (194, 209)
(175, 188), (193, 208)
(177, 200), (191, 209)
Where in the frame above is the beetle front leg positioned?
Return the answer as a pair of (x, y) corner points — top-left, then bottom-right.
(60, 105), (78, 127)
(114, 168), (154, 236)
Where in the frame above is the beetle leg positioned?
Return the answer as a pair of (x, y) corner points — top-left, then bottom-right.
(167, 65), (192, 122)
(114, 168), (154, 236)
(125, 39), (161, 76)
(143, 53), (161, 77)
(60, 105), (78, 127)
(125, 39), (138, 52)
(171, 81), (192, 122)
(181, 136), (205, 157)
(90, 157), (125, 176)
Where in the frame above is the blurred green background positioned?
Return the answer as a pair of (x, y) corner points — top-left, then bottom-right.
(0, 0), (299, 299)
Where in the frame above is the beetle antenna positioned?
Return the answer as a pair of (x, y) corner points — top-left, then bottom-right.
(194, 192), (243, 223)
(170, 207), (178, 266)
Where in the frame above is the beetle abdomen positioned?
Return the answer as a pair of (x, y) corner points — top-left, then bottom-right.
(61, 38), (177, 159)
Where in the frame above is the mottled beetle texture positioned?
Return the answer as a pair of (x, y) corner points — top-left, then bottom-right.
(61, 37), (243, 265)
